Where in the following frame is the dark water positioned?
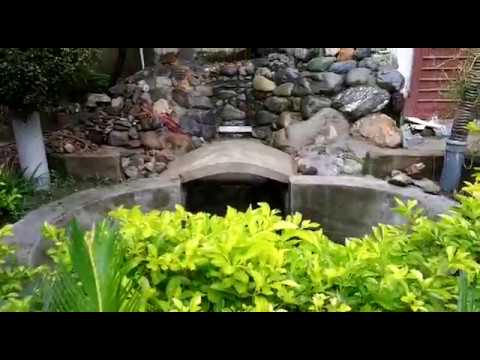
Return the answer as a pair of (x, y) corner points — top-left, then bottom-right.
(185, 179), (288, 216)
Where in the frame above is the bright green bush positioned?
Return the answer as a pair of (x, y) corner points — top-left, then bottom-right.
(4, 174), (480, 312)
(42, 175), (480, 312)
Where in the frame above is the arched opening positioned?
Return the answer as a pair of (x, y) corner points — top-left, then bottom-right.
(184, 174), (289, 216)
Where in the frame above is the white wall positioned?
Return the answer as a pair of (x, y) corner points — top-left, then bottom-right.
(389, 48), (415, 97)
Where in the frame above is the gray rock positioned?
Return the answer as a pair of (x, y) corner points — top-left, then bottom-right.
(111, 97), (124, 111)
(140, 92), (153, 105)
(345, 68), (376, 87)
(325, 48), (340, 57)
(190, 96), (214, 110)
(151, 87), (173, 102)
(342, 158), (363, 175)
(215, 89), (237, 99)
(253, 75), (276, 92)
(329, 60), (357, 74)
(108, 130), (129, 146)
(156, 76), (172, 88)
(265, 97), (290, 113)
(286, 108), (350, 149)
(376, 69), (405, 92)
(180, 109), (216, 139)
(301, 96), (332, 118)
(154, 162), (167, 174)
(124, 166), (139, 179)
(128, 128), (139, 140)
(252, 126), (273, 141)
(109, 84), (126, 97)
(87, 93), (111, 107)
(358, 57), (381, 71)
(355, 48), (371, 60)
(256, 110), (279, 126)
(388, 170), (413, 187)
(309, 72), (344, 94)
(307, 57), (337, 72)
(221, 64), (238, 76)
(332, 86), (391, 119)
(273, 83), (294, 97)
(292, 78), (312, 96)
(372, 53), (399, 69)
(276, 112), (302, 129)
(256, 67), (273, 79)
(274, 67), (300, 84)
(221, 104), (246, 121)
(291, 97), (302, 112)
(245, 62), (256, 75)
(412, 178), (441, 194)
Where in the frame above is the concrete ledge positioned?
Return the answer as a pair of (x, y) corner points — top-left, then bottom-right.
(49, 150), (123, 182)
(6, 177), (182, 266)
(289, 176), (457, 243)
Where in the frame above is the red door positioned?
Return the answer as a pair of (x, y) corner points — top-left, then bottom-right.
(404, 48), (466, 119)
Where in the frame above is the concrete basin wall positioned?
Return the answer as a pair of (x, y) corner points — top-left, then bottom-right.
(6, 177), (182, 266)
(290, 176), (457, 243)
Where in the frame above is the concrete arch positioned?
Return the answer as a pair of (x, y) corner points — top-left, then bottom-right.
(161, 139), (297, 183)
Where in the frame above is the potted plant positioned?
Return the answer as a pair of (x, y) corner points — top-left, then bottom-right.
(0, 48), (100, 190)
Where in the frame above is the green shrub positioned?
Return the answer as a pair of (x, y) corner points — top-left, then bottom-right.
(0, 166), (35, 224)
(41, 175), (480, 312)
(0, 225), (45, 311)
(0, 48), (101, 112)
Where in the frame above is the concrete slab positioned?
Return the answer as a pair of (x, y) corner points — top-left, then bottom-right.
(161, 139), (296, 183)
(48, 149), (123, 182)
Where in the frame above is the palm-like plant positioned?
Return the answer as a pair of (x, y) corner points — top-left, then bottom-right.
(43, 220), (141, 312)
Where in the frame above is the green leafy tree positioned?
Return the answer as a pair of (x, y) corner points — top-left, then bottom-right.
(0, 48), (100, 189)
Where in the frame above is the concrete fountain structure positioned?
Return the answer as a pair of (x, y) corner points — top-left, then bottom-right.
(7, 139), (457, 266)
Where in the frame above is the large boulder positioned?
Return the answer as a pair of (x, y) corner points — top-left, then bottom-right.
(308, 72), (344, 94)
(376, 69), (405, 92)
(345, 68), (376, 87)
(265, 97), (290, 113)
(329, 60), (357, 74)
(276, 112), (302, 129)
(332, 86), (390, 120)
(301, 96), (332, 118)
(351, 113), (402, 148)
(286, 107), (350, 149)
(307, 57), (337, 72)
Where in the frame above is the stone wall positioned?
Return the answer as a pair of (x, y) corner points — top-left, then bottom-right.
(56, 48), (407, 180)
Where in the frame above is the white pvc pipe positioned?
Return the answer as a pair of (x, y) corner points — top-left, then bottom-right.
(10, 111), (50, 190)
(139, 48), (145, 69)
